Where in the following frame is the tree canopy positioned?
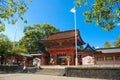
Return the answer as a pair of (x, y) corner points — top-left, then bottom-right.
(0, 0), (32, 32)
(0, 34), (12, 56)
(104, 41), (111, 48)
(114, 36), (120, 47)
(19, 24), (59, 53)
(76, 0), (120, 31)
(12, 42), (28, 55)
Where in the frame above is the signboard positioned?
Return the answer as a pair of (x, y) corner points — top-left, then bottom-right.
(82, 56), (94, 65)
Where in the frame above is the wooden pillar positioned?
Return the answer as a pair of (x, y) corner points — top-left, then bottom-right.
(103, 56), (106, 65)
(41, 55), (45, 65)
(113, 56), (115, 65)
(54, 53), (57, 65)
(70, 49), (75, 65)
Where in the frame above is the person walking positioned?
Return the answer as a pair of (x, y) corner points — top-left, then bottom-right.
(22, 60), (27, 72)
(37, 59), (41, 70)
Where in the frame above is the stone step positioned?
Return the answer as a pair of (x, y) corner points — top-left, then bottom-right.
(35, 69), (65, 76)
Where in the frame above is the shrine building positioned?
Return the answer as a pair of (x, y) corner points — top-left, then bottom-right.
(2, 29), (119, 66)
(40, 29), (120, 65)
(1, 29), (119, 66)
(40, 30), (85, 65)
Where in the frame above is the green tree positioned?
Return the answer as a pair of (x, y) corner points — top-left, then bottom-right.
(12, 42), (28, 55)
(0, 34), (12, 64)
(80, 45), (84, 50)
(0, 0), (32, 32)
(19, 24), (59, 53)
(76, 0), (120, 31)
(0, 34), (27, 64)
(104, 41), (111, 48)
(114, 36), (120, 47)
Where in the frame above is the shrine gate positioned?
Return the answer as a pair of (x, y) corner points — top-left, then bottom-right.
(40, 30), (85, 65)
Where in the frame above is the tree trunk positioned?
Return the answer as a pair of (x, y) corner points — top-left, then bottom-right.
(1, 55), (5, 64)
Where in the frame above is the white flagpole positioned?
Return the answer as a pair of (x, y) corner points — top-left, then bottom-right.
(71, 6), (78, 66)
(73, 6), (78, 66)
(13, 22), (18, 48)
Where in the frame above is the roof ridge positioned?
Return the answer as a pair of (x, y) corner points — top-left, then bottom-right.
(96, 47), (120, 50)
(51, 29), (78, 35)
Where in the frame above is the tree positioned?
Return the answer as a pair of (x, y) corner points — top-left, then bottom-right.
(0, 34), (12, 64)
(104, 41), (111, 48)
(0, 0), (32, 32)
(76, 0), (120, 31)
(80, 45), (84, 50)
(0, 34), (12, 56)
(11, 42), (28, 55)
(0, 34), (28, 64)
(114, 36), (120, 47)
(19, 24), (59, 53)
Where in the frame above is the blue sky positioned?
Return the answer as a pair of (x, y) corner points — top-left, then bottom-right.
(3, 0), (120, 48)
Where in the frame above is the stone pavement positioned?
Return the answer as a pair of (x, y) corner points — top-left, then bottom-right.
(1, 65), (117, 80)
(0, 74), (107, 80)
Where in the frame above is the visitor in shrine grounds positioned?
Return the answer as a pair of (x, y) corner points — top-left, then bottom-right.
(37, 60), (41, 70)
(50, 58), (54, 64)
(33, 58), (41, 70)
(22, 60), (27, 72)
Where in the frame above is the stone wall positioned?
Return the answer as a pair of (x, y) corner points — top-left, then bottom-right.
(0, 65), (42, 73)
(65, 67), (120, 80)
(0, 65), (20, 73)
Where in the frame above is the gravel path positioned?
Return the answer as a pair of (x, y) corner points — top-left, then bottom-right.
(0, 74), (107, 80)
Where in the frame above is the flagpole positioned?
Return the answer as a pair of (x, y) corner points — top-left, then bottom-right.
(13, 22), (18, 48)
(70, 6), (78, 66)
(73, 6), (78, 66)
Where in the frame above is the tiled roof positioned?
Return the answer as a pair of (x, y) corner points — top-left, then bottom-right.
(40, 29), (85, 46)
(96, 47), (120, 53)
(83, 44), (99, 53)
(47, 30), (77, 40)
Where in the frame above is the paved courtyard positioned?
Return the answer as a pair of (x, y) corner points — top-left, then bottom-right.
(0, 74), (107, 80)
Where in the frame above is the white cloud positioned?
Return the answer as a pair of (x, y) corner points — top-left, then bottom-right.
(95, 46), (99, 49)
(117, 23), (120, 26)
